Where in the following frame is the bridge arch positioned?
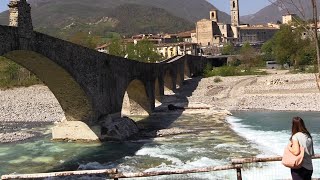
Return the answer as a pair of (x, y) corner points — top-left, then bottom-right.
(164, 68), (176, 94)
(176, 67), (184, 89)
(184, 60), (191, 78)
(121, 79), (152, 117)
(2, 50), (94, 123)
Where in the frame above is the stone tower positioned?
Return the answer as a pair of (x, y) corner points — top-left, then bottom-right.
(8, 0), (19, 26)
(230, 0), (240, 26)
(8, 0), (34, 49)
(210, 9), (219, 22)
(8, 0), (33, 30)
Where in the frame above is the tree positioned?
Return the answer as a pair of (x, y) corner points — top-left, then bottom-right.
(132, 40), (163, 63)
(239, 42), (260, 70)
(68, 32), (102, 49)
(272, 25), (298, 66)
(268, 0), (320, 75)
(265, 24), (316, 68)
(222, 43), (235, 55)
(261, 39), (275, 61)
(108, 39), (163, 63)
(108, 38), (126, 57)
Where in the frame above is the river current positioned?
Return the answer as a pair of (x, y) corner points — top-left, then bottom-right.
(0, 111), (319, 179)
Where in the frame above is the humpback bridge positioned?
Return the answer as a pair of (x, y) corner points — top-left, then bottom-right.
(0, 0), (227, 141)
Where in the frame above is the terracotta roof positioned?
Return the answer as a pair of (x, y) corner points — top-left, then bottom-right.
(177, 30), (196, 38)
(156, 42), (197, 47)
(95, 43), (111, 49)
(239, 27), (279, 30)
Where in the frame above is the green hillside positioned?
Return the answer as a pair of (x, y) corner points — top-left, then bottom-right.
(0, 0), (230, 38)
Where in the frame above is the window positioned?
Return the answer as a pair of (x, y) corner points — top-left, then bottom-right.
(233, 1), (236, 8)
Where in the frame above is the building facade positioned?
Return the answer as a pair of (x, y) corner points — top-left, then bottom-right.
(282, 14), (299, 24)
(238, 27), (278, 44)
(196, 0), (279, 48)
(156, 42), (198, 59)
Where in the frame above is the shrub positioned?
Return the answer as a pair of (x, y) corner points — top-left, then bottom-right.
(211, 66), (238, 76)
(0, 57), (41, 89)
(213, 77), (222, 83)
(203, 63), (213, 77)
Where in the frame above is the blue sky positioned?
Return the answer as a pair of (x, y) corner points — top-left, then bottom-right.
(0, 0), (271, 15)
(0, 0), (9, 13)
(210, 0), (271, 15)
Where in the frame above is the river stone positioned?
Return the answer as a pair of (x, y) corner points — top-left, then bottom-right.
(100, 115), (139, 141)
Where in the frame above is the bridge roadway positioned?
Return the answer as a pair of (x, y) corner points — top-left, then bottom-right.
(0, 0), (229, 141)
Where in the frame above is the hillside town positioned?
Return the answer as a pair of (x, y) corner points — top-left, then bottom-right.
(96, 0), (284, 58)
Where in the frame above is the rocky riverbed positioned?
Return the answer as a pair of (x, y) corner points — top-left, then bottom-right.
(0, 85), (64, 143)
(1, 72), (320, 143)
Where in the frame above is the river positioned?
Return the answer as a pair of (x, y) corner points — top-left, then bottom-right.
(0, 111), (319, 179)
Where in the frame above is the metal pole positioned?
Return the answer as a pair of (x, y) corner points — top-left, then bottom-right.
(236, 168), (242, 180)
(312, 0), (320, 77)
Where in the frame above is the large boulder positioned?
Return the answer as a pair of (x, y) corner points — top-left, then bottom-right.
(100, 115), (139, 141)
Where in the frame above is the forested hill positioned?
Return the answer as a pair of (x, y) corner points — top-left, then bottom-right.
(0, 0), (231, 38)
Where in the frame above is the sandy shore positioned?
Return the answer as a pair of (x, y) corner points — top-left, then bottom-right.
(1, 71), (320, 143)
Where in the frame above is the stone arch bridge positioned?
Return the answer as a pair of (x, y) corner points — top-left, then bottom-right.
(0, 0), (229, 141)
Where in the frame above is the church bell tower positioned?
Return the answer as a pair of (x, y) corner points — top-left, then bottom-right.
(210, 9), (219, 22)
(230, 0), (240, 26)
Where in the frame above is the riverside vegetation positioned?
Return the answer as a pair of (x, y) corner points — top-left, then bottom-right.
(0, 57), (40, 89)
(204, 23), (318, 78)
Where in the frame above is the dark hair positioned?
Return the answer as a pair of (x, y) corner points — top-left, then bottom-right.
(290, 117), (312, 140)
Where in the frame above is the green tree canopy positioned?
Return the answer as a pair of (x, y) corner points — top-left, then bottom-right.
(108, 39), (163, 63)
(239, 42), (260, 69)
(268, 24), (316, 67)
(222, 43), (235, 55)
(108, 38), (126, 57)
(261, 39), (275, 61)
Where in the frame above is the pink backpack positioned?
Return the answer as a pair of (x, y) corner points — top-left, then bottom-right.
(282, 145), (304, 169)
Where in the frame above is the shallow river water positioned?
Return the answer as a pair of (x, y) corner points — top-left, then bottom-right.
(0, 111), (319, 179)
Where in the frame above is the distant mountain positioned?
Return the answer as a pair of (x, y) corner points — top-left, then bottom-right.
(241, 0), (320, 24)
(0, 0), (231, 38)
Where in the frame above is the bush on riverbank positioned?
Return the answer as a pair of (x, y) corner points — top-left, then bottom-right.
(204, 64), (267, 77)
(0, 57), (41, 89)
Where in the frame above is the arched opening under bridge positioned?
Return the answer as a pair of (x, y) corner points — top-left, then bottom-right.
(1, 50), (97, 141)
(164, 69), (175, 95)
(121, 79), (152, 118)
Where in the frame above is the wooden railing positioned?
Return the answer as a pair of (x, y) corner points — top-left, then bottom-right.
(1, 154), (320, 180)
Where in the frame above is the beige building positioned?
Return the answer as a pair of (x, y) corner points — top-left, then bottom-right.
(156, 42), (198, 58)
(196, 0), (240, 47)
(282, 14), (299, 24)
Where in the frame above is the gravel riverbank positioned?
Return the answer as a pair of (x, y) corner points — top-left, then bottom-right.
(0, 85), (64, 143)
(184, 72), (320, 111)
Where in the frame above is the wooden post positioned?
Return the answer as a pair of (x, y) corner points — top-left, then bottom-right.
(236, 168), (242, 180)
